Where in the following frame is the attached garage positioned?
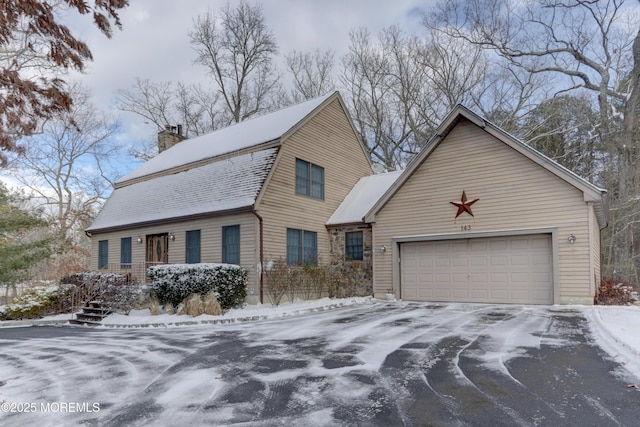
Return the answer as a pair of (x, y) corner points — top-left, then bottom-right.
(400, 234), (553, 304)
(365, 105), (607, 305)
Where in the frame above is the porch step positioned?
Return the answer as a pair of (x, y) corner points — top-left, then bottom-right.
(70, 301), (111, 326)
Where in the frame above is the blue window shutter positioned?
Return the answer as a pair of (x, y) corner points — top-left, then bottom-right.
(120, 237), (132, 267)
(222, 225), (240, 264)
(185, 230), (201, 263)
(98, 240), (108, 269)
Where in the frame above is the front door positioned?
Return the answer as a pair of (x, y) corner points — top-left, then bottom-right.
(146, 233), (169, 266)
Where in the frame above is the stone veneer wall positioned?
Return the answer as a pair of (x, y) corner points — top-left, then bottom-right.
(327, 225), (373, 295)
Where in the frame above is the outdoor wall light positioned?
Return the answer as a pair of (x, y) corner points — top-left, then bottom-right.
(137, 236), (143, 244)
(380, 245), (386, 253)
(169, 232), (175, 241)
(568, 234), (576, 244)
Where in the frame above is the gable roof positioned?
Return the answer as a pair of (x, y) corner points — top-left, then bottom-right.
(87, 148), (278, 233)
(365, 105), (608, 228)
(117, 91), (337, 185)
(327, 171), (402, 226)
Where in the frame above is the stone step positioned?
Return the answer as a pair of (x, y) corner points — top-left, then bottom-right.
(69, 318), (102, 327)
(76, 312), (107, 321)
(81, 307), (109, 315)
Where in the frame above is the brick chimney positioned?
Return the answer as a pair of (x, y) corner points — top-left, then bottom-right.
(157, 124), (186, 153)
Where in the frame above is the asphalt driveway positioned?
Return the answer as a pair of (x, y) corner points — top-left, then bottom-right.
(0, 302), (638, 426)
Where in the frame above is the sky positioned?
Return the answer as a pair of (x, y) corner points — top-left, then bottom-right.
(66, 0), (429, 159)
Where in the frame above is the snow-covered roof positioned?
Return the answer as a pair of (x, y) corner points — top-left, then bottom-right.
(365, 105), (608, 228)
(117, 92), (335, 184)
(87, 148), (278, 232)
(327, 171), (403, 225)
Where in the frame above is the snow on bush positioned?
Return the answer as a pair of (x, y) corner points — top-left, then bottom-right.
(147, 263), (247, 310)
(59, 272), (146, 314)
(0, 286), (59, 320)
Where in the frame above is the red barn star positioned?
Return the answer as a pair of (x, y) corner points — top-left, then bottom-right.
(450, 191), (479, 218)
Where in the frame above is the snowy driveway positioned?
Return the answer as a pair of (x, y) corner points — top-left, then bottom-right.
(0, 302), (639, 426)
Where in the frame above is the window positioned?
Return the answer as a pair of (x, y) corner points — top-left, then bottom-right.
(120, 237), (132, 268)
(287, 228), (317, 265)
(185, 230), (201, 264)
(345, 231), (363, 260)
(222, 225), (240, 264)
(295, 158), (324, 200)
(98, 240), (108, 269)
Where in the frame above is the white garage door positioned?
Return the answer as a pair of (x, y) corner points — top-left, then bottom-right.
(400, 234), (553, 304)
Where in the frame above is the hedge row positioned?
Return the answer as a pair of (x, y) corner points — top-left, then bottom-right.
(147, 263), (247, 309)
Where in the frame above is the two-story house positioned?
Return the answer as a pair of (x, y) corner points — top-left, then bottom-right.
(88, 94), (608, 305)
(85, 92), (372, 304)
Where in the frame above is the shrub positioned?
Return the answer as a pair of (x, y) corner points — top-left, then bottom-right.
(263, 258), (297, 306)
(184, 294), (204, 316)
(203, 291), (222, 315)
(58, 271), (145, 314)
(301, 263), (327, 300)
(1, 286), (59, 320)
(596, 279), (639, 305)
(149, 295), (162, 315)
(147, 263), (247, 310)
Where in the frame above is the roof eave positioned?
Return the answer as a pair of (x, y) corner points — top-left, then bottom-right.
(86, 205), (254, 235)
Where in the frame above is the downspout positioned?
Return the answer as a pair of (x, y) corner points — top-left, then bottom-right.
(252, 206), (264, 304)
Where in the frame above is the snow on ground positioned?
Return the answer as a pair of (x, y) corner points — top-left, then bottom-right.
(2, 297), (640, 378)
(1, 300), (640, 426)
(101, 297), (371, 326)
(583, 305), (640, 377)
(101, 299), (640, 378)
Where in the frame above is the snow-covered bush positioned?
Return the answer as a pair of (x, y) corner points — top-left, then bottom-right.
(59, 271), (145, 314)
(0, 286), (59, 320)
(147, 263), (247, 309)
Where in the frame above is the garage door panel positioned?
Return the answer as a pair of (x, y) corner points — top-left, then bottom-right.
(401, 234), (553, 304)
(490, 255), (508, 266)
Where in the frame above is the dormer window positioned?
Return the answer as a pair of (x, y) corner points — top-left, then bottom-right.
(295, 158), (324, 200)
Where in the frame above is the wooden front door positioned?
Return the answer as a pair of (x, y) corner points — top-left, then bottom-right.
(146, 234), (169, 266)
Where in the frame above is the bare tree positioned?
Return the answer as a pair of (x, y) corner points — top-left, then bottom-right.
(341, 27), (422, 169)
(116, 78), (223, 160)
(0, 0), (128, 165)
(426, 0), (639, 141)
(286, 49), (336, 102)
(189, 1), (282, 124)
(7, 83), (120, 275)
(426, 0), (640, 282)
